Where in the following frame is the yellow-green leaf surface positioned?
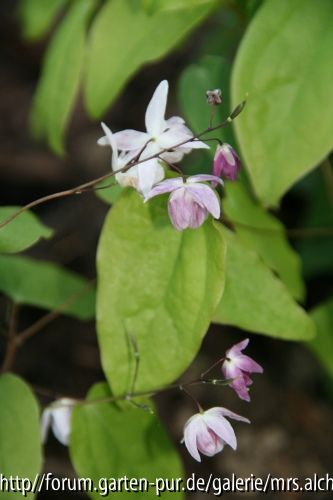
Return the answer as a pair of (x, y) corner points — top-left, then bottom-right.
(223, 183), (305, 300)
(85, 0), (217, 118)
(0, 374), (42, 500)
(18, 0), (67, 39)
(232, 0), (333, 205)
(0, 207), (53, 253)
(214, 229), (315, 340)
(31, 0), (95, 153)
(70, 383), (184, 499)
(97, 190), (225, 395)
(308, 299), (333, 379)
(0, 255), (95, 320)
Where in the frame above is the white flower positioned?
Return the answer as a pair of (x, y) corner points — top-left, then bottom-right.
(98, 80), (209, 195)
(40, 398), (76, 446)
(182, 407), (250, 462)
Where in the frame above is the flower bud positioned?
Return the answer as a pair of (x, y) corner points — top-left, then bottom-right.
(213, 144), (241, 182)
(206, 89), (222, 106)
(41, 398), (76, 446)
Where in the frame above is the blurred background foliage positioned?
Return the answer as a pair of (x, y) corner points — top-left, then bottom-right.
(0, 0), (332, 498)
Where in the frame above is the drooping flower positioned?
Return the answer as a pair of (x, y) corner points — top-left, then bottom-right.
(222, 339), (263, 402)
(98, 80), (209, 193)
(41, 398), (76, 446)
(182, 407), (250, 462)
(213, 143), (241, 182)
(98, 122), (164, 195)
(144, 175), (223, 231)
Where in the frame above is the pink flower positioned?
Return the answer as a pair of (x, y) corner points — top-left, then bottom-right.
(144, 175), (223, 231)
(213, 144), (241, 182)
(222, 339), (263, 402)
(182, 407), (249, 462)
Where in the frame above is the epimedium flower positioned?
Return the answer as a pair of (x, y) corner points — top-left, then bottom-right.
(222, 339), (263, 402)
(182, 407), (250, 462)
(213, 143), (241, 182)
(41, 398), (76, 446)
(98, 80), (209, 193)
(144, 175), (223, 231)
(98, 122), (164, 195)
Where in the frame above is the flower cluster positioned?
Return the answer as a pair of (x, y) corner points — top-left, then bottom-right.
(40, 339), (262, 464)
(98, 80), (242, 231)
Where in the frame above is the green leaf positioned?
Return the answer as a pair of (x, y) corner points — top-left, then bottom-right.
(70, 383), (184, 499)
(0, 255), (95, 320)
(96, 189), (225, 395)
(178, 54), (235, 150)
(142, 0), (214, 15)
(213, 229), (315, 340)
(308, 299), (333, 378)
(0, 207), (53, 254)
(0, 374), (42, 499)
(95, 181), (124, 206)
(223, 183), (305, 300)
(18, 0), (67, 39)
(31, 0), (95, 154)
(84, 0), (217, 118)
(231, 0), (333, 205)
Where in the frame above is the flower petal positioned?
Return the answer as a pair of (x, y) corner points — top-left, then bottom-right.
(187, 184), (220, 219)
(145, 80), (168, 136)
(100, 122), (118, 170)
(157, 127), (192, 150)
(144, 178), (184, 201)
(137, 159), (165, 196)
(203, 414), (237, 450)
(226, 338), (250, 357)
(207, 407), (250, 424)
(113, 129), (150, 151)
(51, 401), (74, 446)
(188, 174), (224, 186)
(236, 354), (264, 374)
(179, 139), (210, 150)
(183, 414), (202, 462)
(40, 408), (52, 444)
(166, 116), (185, 127)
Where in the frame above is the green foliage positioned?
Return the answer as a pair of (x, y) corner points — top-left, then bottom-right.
(31, 0), (96, 154)
(231, 0), (333, 206)
(213, 228), (315, 340)
(95, 181), (124, 206)
(0, 255), (95, 320)
(223, 183), (305, 300)
(18, 0), (67, 39)
(142, 0), (215, 15)
(178, 55), (305, 302)
(0, 374), (42, 499)
(85, 0), (217, 118)
(0, 207), (53, 254)
(96, 189), (225, 395)
(308, 299), (333, 379)
(70, 383), (184, 499)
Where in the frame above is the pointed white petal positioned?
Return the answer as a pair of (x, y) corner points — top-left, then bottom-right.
(113, 129), (150, 151)
(145, 80), (168, 136)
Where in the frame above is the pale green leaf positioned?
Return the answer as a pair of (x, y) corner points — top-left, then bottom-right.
(214, 229), (315, 340)
(142, 0), (215, 15)
(0, 207), (53, 254)
(96, 189), (225, 395)
(0, 255), (95, 320)
(18, 0), (67, 39)
(84, 0), (217, 118)
(308, 299), (333, 378)
(31, 0), (95, 154)
(70, 383), (184, 499)
(231, 0), (333, 205)
(95, 180), (124, 205)
(223, 182), (305, 300)
(0, 374), (42, 500)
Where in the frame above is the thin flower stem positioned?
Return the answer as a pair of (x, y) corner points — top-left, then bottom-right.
(200, 357), (225, 379)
